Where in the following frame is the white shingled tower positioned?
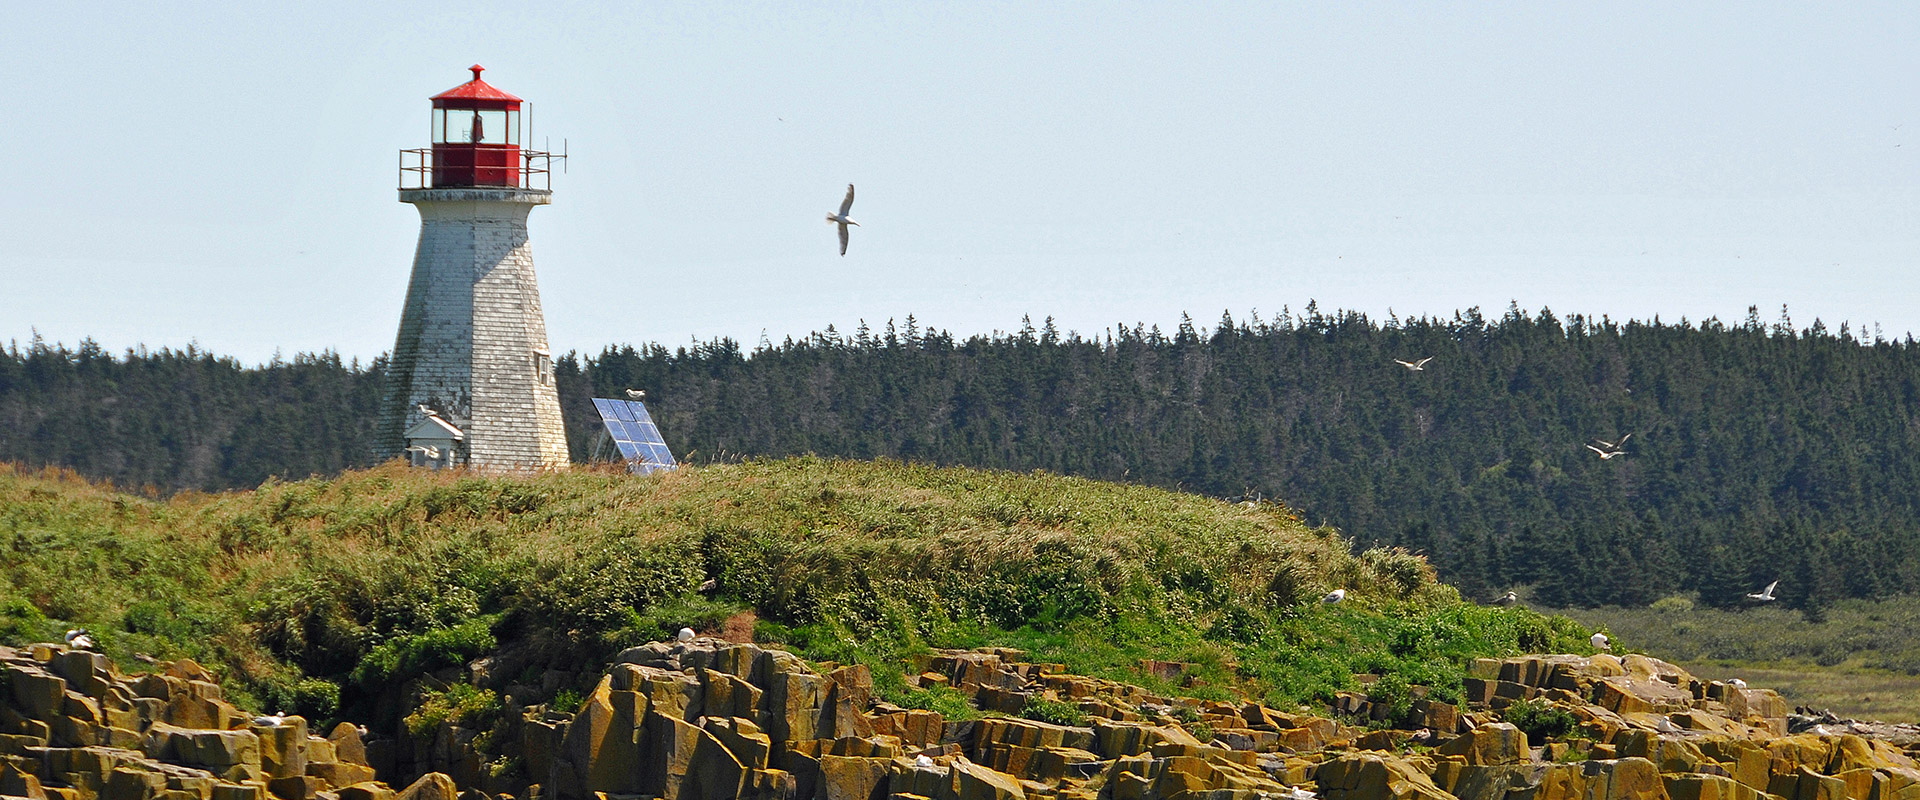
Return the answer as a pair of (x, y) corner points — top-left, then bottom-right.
(377, 65), (569, 470)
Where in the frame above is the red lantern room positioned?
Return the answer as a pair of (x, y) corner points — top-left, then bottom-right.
(428, 65), (522, 187)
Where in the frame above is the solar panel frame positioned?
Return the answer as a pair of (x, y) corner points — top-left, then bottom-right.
(592, 397), (679, 474)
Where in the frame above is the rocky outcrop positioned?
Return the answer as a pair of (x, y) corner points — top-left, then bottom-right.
(0, 644), (386, 800)
(13, 637), (1920, 800)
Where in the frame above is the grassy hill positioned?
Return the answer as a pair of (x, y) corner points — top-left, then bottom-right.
(0, 456), (1590, 728)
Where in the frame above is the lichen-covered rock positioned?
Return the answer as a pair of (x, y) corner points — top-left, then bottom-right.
(1315, 752), (1453, 800)
(1436, 723), (1527, 766)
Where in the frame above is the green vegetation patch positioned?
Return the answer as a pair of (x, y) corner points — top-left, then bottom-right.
(0, 457), (1593, 723)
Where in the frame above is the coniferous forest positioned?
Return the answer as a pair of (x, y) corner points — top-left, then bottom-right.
(6, 304), (1919, 613)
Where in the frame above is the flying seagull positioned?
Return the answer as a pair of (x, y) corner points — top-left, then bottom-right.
(1593, 433), (1632, 451)
(64, 629), (96, 651)
(1321, 589), (1347, 604)
(1585, 444), (1626, 460)
(625, 389), (646, 400)
(1590, 632), (1611, 651)
(1746, 581), (1779, 602)
(405, 444), (441, 461)
(1495, 591), (1519, 607)
(826, 184), (859, 256)
(1393, 357), (1434, 371)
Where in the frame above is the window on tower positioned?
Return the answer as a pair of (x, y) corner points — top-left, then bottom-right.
(533, 351), (551, 385)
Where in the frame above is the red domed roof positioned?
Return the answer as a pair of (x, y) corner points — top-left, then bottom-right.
(431, 65), (522, 103)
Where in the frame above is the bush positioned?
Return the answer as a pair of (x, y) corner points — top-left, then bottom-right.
(1501, 698), (1577, 742)
(1366, 674), (1414, 726)
(351, 615), (499, 687)
(894, 686), (978, 721)
(549, 689), (583, 714)
(403, 683), (501, 738)
(1020, 696), (1088, 727)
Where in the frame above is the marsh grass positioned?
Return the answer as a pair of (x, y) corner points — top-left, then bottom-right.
(1551, 596), (1920, 723)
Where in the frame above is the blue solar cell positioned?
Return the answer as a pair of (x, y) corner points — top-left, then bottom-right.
(594, 397), (677, 472)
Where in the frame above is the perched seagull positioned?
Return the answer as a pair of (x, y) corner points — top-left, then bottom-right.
(676, 627), (696, 643)
(417, 404), (437, 417)
(826, 184), (859, 256)
(1745, 581), (1779, 602)
(64, 629), (96, 651)
(1287, 788), (1319, 800)
(1393, 357), (1434, 372)
(1727, 678), (1748, 689)
(1495, 591), (1519, 607)
(1593, 434), (1632, 450)
(698, 578), (718, 592)
(1591, 632), (1611, 651)
(1585, 444), (1626, 460)
(405, 445), (441, 461)
(1321, 589), (1347, 604)
(252, 711), (288, 727)
(625, 389), (646, 400)
(914, 754), (935, 768)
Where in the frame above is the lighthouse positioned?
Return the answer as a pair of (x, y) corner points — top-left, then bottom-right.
(375, 65), (569, 471)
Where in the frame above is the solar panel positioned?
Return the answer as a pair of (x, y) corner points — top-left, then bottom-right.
(592, 397), (679, 475)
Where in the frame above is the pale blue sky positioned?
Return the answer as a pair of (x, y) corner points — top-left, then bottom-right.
(3, 3), (1915, 364)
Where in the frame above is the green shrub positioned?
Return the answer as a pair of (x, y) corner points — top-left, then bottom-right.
(254, 676), (340, 720)
(894, 686), (978, 721)
(351, 615), (499, 687)
(1501, 698), (1577, 742)
(403, 683), (501, 738)
(1366, 674), (1415, 727)
(1188, 722), (1215, 743)
(549, 689), (584, 714)
(1020, 696), (1088, 727)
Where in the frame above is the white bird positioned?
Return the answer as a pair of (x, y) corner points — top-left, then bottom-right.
(405, 444), (441, 461)
(1585, 444), (1626, 460)
(676, 627), (695, 643)
(1727, 679), (1748, 689)
(64, 629), (96, 650)
(915, 754), (935, 768)
(252, 711), (287, 727)
(1495, 591), (1519, 606)
(1593, 434), (1632, 450)
(698, 578), (718, 592)
(1287, 788), (1319, 800)
(1321, 589), (1347, 604)
(417, 404), (437, 417)
(1745, 581), (1779, 602)
(1591, 632), (1611, 651)
(626, 389), (646, 400)
(826, 184), (859, 256)
(1393, 357), (1434, 371)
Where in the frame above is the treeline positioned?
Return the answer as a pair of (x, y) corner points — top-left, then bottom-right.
(0, 336), (383, 492)
(7, 304), (1920, 613)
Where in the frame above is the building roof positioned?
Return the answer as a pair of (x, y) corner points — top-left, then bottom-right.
(431, 65), (522, 104)
(404, 414), (466, 441)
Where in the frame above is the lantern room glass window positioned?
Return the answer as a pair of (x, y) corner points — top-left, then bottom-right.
(432, 108), (519, 145)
